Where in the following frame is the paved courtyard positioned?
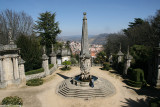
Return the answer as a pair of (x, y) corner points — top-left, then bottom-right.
(0, 66), (147, 107)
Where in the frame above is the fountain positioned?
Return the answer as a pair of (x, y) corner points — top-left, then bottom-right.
(56, 12), (116, 99)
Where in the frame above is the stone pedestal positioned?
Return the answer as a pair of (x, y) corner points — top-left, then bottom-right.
(124, 59), (132, 75)
(42, 54), (50, 76)
(123, 47), (133, 75)
(18, 57), (26, 86)
(117, 43), (124, 63)
(0, 29), (26, 88)
(50, 44), (57, 68)
(154, 47), (160, 87)
(0, 44), (24, 88)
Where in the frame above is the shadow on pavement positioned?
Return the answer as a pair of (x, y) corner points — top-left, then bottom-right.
(56, 73), (70, 79)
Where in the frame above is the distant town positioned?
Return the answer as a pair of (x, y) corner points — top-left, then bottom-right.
(69, 41), (103, 58)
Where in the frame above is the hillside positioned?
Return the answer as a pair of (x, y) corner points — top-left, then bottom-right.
(59, 33), (108, 45)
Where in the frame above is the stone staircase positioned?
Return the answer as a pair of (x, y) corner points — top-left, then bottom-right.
(57, 78), (116, 99)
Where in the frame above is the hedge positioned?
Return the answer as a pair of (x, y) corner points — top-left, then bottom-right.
(149, 99), (160, 107)
(25, 64), (54, 75)
(2, 96), (23, 105)
(126, 79), (143, 88)
(26, 78), (43, 86)
(126, 68), (146, 87)
(130, 68), (145, 82)
(25, 68), (44, 75)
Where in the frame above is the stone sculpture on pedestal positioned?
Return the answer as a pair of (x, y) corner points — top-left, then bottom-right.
(123, 46), (133, 75)
(42, 46), (50, 76)
(56, 12), (116, 99)
(117, 43), (124, 63)
(0, 29), (26, 88)
(80, 12), (91, 81)
(50, 44), (57, 67)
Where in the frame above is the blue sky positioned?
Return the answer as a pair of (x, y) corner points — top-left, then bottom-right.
(0, 0), (160, 36)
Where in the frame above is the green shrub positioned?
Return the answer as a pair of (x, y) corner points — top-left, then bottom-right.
(2, 96), (23, 105)
(70, 58), (77, 64)
(149, 99), (160, 107)
(26, 78), (43, 86)
(102, 62), (112, 71)
(16, 34), (42, 71)
(130, 45), (153, 79)
(25, 68), (44, 75)
(94, 51), (107, 64)
(126, 68), (146, 87)
(126, 79), (143, 88)
(49, 64), (54, 69)
(117, 62), (124, 74)
(61, 60), (71, 70)
(132, 68), (145, 82)
(60, 67), (71, 71)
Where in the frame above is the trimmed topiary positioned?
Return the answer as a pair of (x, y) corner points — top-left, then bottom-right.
(26, 78), (43, 86)
(131, 68), (145, 82)
(2, 96), (23, 105)
(126, 79), (143, 88)
(126, 68), (146, 87)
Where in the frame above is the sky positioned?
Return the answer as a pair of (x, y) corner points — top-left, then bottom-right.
(0, 0), (160, 36)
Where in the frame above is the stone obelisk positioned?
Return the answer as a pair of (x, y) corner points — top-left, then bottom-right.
(80, 12), (91, 80)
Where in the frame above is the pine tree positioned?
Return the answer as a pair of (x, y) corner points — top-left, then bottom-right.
(35, 11), (61, 48)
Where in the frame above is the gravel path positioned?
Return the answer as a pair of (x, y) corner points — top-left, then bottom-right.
(0, 66), (147, 107)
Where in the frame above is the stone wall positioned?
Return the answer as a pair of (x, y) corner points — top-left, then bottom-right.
(26, 65), (57, 81)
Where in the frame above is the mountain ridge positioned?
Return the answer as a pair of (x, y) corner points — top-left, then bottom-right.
(58, 33), (108, 45)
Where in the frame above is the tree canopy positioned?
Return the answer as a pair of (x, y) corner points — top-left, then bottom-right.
(35, 11), (61, 48)
(0, 9), (34, 44)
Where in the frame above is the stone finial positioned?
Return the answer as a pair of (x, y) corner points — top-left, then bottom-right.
(117, 43), (124, 56)
(8, 28), (14, 44)
(127, 46), (130, 54)
(50, 44), (56, 57)
(43, 45), (46, 54)
(119, 43), (121, 51)
(83, 12), (87, 20)
(51, 44), (54, 53)
(125, 46), (133, 60)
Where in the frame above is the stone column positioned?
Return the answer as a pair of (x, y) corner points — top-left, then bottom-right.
(50, 44), (57, 68)
(3, 57), (14, 81)
(117, 43), (124, 63)
(0, 58), (3, 82)
(109, 53), (113, 65)
(42, 46), (50, 76)
(123, 46), (133, 75)
(18, 57), (26, 85)
(13, 57), (19, 79)
(154, 45), (160, 87)
(80, 12), (91, 80)
(42, 54), (50, 76)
